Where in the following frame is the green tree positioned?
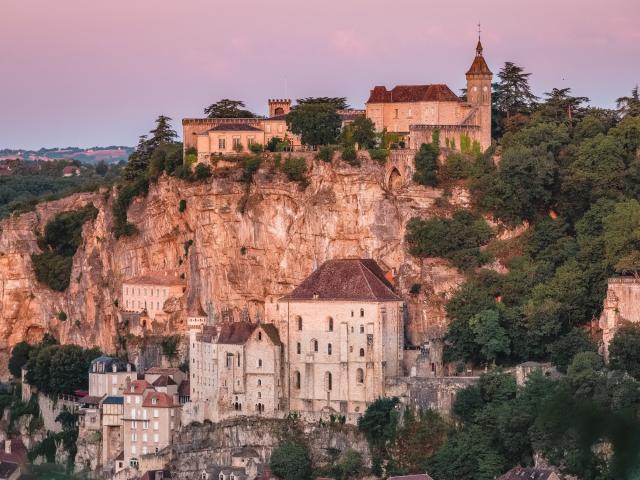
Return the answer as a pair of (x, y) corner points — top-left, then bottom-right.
(413, 139), (439, 187)
(296, 97), (349, 109)
(494, 62), (538, 121)
(603, 199), (640, 269)
(9, 341), (33, 378)
(204, 99), (256, 118)
(548, 328), (597, 373)
(286, 103), (341, 147)
(95, 161), (108, 175)
(331, 449), (363, 480)
(609, 324), (640, 379)
(616, 85), (640, 118)
(349, 116), (377, 149)
(269, 441), (312, 480)
(358, 397), (400, 454)
(470, 309), (511, 364)
(147, 115), (177, 151)
(537, 87), (589, 125)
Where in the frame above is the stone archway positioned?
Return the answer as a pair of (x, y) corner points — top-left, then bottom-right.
(387, 167), (403, 191)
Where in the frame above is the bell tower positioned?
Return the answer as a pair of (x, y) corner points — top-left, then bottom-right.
(465, 27), (492, 150)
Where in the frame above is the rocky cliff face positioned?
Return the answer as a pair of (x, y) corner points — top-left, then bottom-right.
(0, 154), (466, 375)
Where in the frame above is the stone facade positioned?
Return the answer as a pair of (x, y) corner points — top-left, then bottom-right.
(366, 39), (492, 152)
(599, 277), (640, 360)
(89, 356), (135, 397)
(121, 274), (186, 320)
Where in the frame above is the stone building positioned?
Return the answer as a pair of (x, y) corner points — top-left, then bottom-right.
(599, 276), (640, 360)
(267, 258), (404, 416)
(122, 379), (182, 471)
(88, 356), (135, 397)
(365, 38), (492, 152)
(121, 273), (187, 320)
(187, 319), (283, 423)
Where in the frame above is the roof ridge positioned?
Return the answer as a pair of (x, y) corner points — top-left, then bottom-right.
(361, 260), (398, 298)
(358, 261), (377, 299)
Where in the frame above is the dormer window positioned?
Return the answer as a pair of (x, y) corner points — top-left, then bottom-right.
(151, 397), (157, 405)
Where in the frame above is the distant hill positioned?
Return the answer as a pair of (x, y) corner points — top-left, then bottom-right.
(0, 146), (133, 164)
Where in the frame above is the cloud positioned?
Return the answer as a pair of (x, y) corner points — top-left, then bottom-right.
(329, 30), (369, 58)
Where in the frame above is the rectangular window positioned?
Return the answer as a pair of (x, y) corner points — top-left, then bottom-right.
(154, 433), (159, 443)
(154, 421), (159, 430)
(232, 137), (241, 149)
(278, 124), (284, 133)
(247, 136), (255, 145)
(153, 409), (159, 418)
(143, 421), (149, 430)
(131, 420), (137, 429)
(131, 432), (137, 441)
(142, 433), (148, 442)
(131, 445), (136, 455)
(142, 446), (147, 455)
(218, 138), (226, 150)
(265, 124), (271, 133)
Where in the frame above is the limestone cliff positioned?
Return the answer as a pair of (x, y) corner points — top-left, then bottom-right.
(0, 153), (467, 375)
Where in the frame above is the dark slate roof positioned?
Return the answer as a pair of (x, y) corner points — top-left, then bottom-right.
(466, 40), (492, 75)
(178, 380), (190, 396)
(102, 396), (124, 405)
(367, 84), (460, 103)
(217, 322), (257, 345)
(498, 467), (557, 480)
(208, 124), (263, 132)
(0, 461), (18, 479)
(81, 395), (103, 405)
(281, 259), (402, 302)
(259, 324), (282, 346)
(152, 375), (177, 387)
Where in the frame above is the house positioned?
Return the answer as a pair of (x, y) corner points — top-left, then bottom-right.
(498, 467), (562, 480)
(62, 165), (80, 176)
(121, 274), (187, 320)
(268, 258), (404, 416)
(365, 38), (492, 152)
(89, 355), (135, 396)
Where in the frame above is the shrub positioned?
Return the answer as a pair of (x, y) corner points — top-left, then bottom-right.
(282, 157), (308, 187)
(413, 141), (439, 187)
(9, 342), (33, 378)
(368, 148), (389, 164)
(161, 335), (180, 359)
(341, 146), (358, 165)
(405, 210), (494, 270)
(113, 177), (149, 238)
(269, 441), (313, 480)
(249, 143), (264, 154)
(31, 204), (98, 291)
(193, 163), (213, 181)
(442, 153), (470, 180)
(57, 311), (67, 321)
(178, 199), (187, 212)
(409, 283), (422, 294)
(241, 156), (261, 184)
(317, 145), (335, 162)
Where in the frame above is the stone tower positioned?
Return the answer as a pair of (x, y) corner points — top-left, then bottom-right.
(465, 37), (492, 151)
(268, 99), (291, 117)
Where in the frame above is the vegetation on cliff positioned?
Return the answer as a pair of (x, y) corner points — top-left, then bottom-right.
(31, 203), (98, 291)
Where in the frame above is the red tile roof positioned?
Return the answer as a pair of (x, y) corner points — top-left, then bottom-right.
(208, 123), (263, 132)
(145, 367), (182, 376)
(143, 391), (175, 408)
(123, 274), (186, 287)
(367, 84), (460, 103)
(466, 40), (492, 76)
(281, 259), (402, 302)
(124, 380), (151, 395)
(152, 375), (177, 387)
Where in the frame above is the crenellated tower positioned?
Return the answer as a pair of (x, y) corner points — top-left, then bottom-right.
(268, 98), (291, 117)
(465, 34), (492, 151)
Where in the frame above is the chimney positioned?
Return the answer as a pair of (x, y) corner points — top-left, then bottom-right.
(4, 439), (11, 454)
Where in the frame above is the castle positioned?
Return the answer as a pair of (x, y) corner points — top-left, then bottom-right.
(182, 38), (492, 160)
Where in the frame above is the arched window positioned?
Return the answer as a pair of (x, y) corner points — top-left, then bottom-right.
(258, 391), (261, 398)
(360, 308), (364, 317)
(296, 342), (301, 354)
(201, 472), (208, 480)
(327, 343), (332, 355)
(359, 348), (365, 357)
(310, 339), (318, 352)
(359, 324), (364, 334)
(258, 359), (263, 368)
(257, 379), (262, 386)
(328, 317), (334, 331)
(294, 371), (301, 389)
(325, 372), (333, 391)
(356, 368), (364, 383)
(296, 316), (302, 330)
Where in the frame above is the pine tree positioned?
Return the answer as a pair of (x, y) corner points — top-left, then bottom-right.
(616, 85), (640, 118)
(147, 115), (177, 150)
(494, 62), (538, 120)
(540, 87), (589, 125)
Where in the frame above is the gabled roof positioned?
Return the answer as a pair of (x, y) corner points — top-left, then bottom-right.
(152, 375), (177, 387)
(259, 324), (282, 346)
(124, 380), (151, 395)
(217, 322), (257, 345)
(143, 391), (175, 408)
(281, 259), (402, 302)
(102, 396), (124, 405)
(367, 84), (460, 103)
(178, 380), (190, 396)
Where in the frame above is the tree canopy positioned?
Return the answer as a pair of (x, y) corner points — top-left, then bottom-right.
(204, 99), (256, 118)
(286, 103), (341, 147)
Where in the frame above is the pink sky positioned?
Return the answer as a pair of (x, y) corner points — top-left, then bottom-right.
(1, 0), (638, 149)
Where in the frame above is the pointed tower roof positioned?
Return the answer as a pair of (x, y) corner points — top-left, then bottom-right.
(466, 38), (492, 76)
